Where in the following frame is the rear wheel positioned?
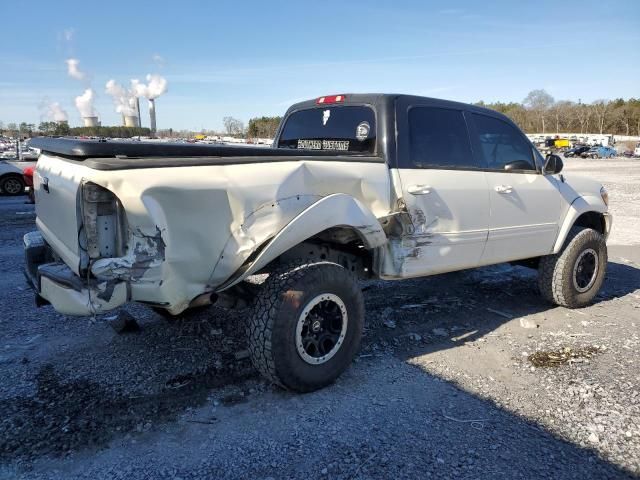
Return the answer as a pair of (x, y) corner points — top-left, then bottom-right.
(247, 262), (364, 392)
(538, 227), (607, 308)
(0, 175), (25, 196)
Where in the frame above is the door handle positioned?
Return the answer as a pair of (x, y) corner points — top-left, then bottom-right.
(495, 185), (513, 194)
(407, 184), (432, 195)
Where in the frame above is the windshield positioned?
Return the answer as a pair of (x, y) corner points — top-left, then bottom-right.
(277, 105), (376, 153)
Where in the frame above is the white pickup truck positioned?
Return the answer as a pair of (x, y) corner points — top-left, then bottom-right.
(26, 94), (611, 392)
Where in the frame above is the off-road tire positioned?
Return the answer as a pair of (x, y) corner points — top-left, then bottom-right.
(247, 261), (364, 392)
(538, 226), (607, 308)
(0, 174), (26, 196)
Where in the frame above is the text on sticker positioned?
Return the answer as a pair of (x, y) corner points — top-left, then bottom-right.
(297, 139), (350, 151)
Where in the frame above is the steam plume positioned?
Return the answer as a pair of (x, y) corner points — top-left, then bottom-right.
(75, 88), (96, 117)
(66, 58), (86, 81)
(131, 74), (168, 99)
(39, 100), (69, 122)
(105, 79), (136, 116)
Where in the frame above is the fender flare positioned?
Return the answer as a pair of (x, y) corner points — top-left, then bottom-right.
(217, 193), (387, 290)
(553, 195), (607, 253)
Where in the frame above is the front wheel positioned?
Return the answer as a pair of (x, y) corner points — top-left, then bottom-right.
(247, 262), (364, 392)
(0, 175), (25, 196)
(538, 227), (607, 308)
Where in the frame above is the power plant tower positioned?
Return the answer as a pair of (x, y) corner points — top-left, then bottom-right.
(124, 115), (138, 127)
(148, 98), (157, 135)
(135, 97), (141, 127)
(83, 116), (99, 127)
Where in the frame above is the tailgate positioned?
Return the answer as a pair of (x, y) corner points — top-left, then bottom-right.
(34, 154), (84, 274)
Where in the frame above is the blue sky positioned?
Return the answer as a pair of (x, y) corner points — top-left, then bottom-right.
(2, 0), (639, 131)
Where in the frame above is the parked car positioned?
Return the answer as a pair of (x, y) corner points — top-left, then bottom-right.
(0, 160), (27, 195)
(564, 145), (591, 158)
(26, 94), (611, 392)
(581, 146), (617, 159)
(634, 142), (640, 158)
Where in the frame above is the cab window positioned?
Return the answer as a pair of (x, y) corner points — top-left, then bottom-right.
(408, 107), (479, 169)
(471, 114), (537, 172)
(278, 106), (376, 154)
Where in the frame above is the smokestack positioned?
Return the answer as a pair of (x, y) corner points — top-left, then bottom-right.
(135, 97), (141, 127)
(148, 98), (157, 135)
(124, 115), (138, 127)
(83, 116), (99, 127)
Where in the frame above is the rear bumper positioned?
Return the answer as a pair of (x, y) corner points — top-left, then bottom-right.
(24, 231), (128, 316)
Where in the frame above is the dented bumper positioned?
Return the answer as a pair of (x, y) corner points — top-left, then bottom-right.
(24, 231), (128, 316)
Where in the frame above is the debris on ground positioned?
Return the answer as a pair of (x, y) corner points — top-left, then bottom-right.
(528, 346), (602, 367)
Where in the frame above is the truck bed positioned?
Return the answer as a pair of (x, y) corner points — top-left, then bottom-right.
(29, 138), (379, 170)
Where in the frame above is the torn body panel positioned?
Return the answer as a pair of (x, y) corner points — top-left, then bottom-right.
(217, 193), (388, 290)
(90, 227), (166, 281)
(32, 154), (392, 314)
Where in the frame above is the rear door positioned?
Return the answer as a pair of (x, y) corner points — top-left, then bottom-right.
(394, 104), (490, 276)
(468, 113), (562, 264)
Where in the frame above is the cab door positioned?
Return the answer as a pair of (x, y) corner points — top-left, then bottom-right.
(391, 105), (490, 277)
(468, 113), (562, 265)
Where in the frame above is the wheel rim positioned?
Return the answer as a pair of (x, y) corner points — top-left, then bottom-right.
(295, 293), (348, 365)
(573, 248), (599, 293)
(3, 178), (22, 194)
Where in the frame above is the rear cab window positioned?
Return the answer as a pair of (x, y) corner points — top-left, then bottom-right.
(408, 107), (480, 169)
(277, 106), (376, 154)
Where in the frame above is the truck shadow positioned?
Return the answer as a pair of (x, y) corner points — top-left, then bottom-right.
(1, 260), (638, 477)
(360, 259), (640, 357)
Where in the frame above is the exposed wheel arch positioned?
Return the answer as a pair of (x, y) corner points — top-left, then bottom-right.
(216, 194), (386, 291)
(573, 211), (606, 235)
(553, 195), (608, 254)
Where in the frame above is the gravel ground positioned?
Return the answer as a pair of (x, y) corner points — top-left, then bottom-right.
(0, 158), (639, 479)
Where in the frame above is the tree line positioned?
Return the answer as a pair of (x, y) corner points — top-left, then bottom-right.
(3, 92), (639, 140)
(0, 121), (151, 139)
(478, 90), (640, 136)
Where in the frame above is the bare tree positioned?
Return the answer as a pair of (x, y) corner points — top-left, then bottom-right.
(573, 103), (591, 134)
(223, 116), (245, 136)
(523, 89), (555, 133)
(549, 100), (574, 133)
(591, 100), (610, 134)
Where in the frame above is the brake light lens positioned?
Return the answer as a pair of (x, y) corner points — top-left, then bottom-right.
(316, 94), (346, 105)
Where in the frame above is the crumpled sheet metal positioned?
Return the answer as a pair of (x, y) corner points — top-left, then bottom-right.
(86, 159), (391, 313)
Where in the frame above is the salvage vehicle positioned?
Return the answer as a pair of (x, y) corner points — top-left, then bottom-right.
(25, 94), (612, 392)
(582, 145), (617, 159)
(564, 145), (591, 158)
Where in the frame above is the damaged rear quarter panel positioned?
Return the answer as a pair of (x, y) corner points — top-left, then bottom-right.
(86, 158), (391, 312)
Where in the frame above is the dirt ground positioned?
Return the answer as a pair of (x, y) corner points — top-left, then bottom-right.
(0, 158), (638, 479)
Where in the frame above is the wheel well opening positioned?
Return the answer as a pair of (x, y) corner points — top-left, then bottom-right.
(574, 211), (605, 235)
(270, 226), (374, 278)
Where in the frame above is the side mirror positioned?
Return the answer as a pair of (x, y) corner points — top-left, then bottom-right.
(544, 154), (563, 174)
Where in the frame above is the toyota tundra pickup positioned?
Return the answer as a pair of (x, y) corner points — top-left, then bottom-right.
(25, 94), (612, 392)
